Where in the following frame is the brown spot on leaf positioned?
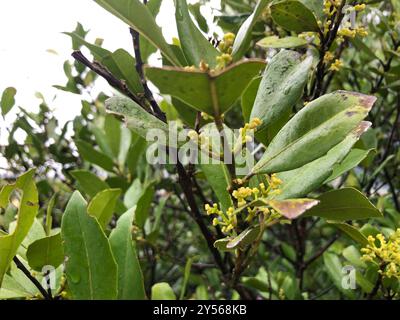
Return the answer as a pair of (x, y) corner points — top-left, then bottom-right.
(268, 199), (319, 219)
(353, 121), (372, 138)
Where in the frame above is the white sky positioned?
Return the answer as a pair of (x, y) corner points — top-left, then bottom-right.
(0, 0), (221, 128)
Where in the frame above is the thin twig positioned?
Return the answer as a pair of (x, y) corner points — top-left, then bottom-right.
(13, 256), (52, 300)
(71, 50), (145, 109)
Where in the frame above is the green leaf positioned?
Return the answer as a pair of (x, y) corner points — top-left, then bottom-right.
(104, 114), (123, 159)
(174, 0), (219, 67)
(325, 147), (376, 183)
(75, 139), (115, 172)
(200, 164), (233, 212)
(135, 182), (155, 229)
(250, 50), (312, 134)
(26, 233), (64, 272)
(87, 189), (122, 229)
(330, 222), (369, 246)
(275, 122), (371, 200)
(189, 3), (208, 33)
(93, 0), (181, 66)
(123, 179), (155, 228)
(151, 282), (176, 300)
(270, 0), (320, 32)
(256, 36), (308, 49)
(61, 191), (118, 300)
(140, 0), (163, 62)
(343, 245), (367, 268)
(145, 59), (266, 117)
(267, 198), (319, 219)
(0, 170), (38, 286)
(304, 188), (382, 221)
(232, 0), (270, 60)
(124, 179), (143, 209)
(109, 207), (146, 300)
(214, 237), (235, 252)
(252, 91), (376, 174)
(241, 76), (261, 122)
(102, 49), (144, 94)
(299, 0), (324, 20)
(227, 225), (261, 249)
(105, 96), (170, 141)
(70, 170), (110, 197)
(65, 33), (143, 94)
(323, 252), (355, 298)
(179, 257), (194, 300)
(1, 87), (17, 116)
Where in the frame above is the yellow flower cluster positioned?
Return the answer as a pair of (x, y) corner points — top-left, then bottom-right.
(218, 32), (235, 54)
(354, 3), (366, 11)
(338, 27), (368, 38)
(323, 0), (341, 16)
(205, 203), (237, 233)
(205, 174), (283, 234)
(238, 118), (262, 144)
(216, 53), (233, 69)
(215, 33), (236, 70)
(329, 59), (343, 72)
(324, 51), (335, 63)
(361, 229), (400, 280)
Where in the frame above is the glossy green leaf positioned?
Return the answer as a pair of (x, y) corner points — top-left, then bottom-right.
(241, 76), (261, 122)
(325, 147), (376, 183)
(124, 178), (143, 209)
(250, 50), (312, 134)
(87, 189), (122, 229)
(299, 0), (324, 20)
(275, 122), (371, 200)
(0, 170), (38, 286)
(214, 237), (235, 252)
(135, 182), (155, 229)
(189, 3), (208, 33)
(175, 0), (219, 67)
(151, 282), (176, 300)
(304, 188), (382, 221)
(109, 207), (146, 300)
(61, 191), (118, 300)
(252, 91), (376, 174)
(1, 87), (17, 116)
(26, 233), (64, 272)
(75, 139), (115, 172)
(343, 245), (367, 268)
(232, 0), (270, 60)
(227, 225), (261, 249)
(323, 252), (355, 298)
(123, 179), (155, 228)
(145, 59), (265, 117)
(329, 222), (369, 246)
(200, 164), (233, 212)
(65, 32), (143, 94)
(140, 0), (162, 62)
(179, 257), (194, 300)
(105, 96), (170, 141)
(257, 36), (308, 49)
(70, 170), (110, 197)
(270, 0), (320, 32)
(93, 0), (181, 66)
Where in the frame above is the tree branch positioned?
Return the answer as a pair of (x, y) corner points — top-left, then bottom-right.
(13, 256), (52, 300)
